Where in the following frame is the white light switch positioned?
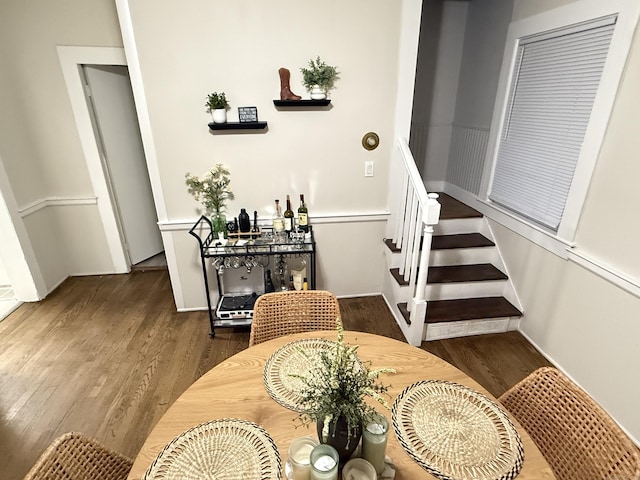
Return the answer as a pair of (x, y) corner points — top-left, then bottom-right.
(364, 161), (374, 177)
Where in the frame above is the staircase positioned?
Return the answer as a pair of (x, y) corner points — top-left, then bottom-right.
(384, 193), (522, 342)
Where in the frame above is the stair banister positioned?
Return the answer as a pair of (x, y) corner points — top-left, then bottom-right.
(390, 138), (441, 345)
(413, 193), (441, 300)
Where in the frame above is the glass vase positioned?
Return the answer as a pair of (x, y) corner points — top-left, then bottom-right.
(212, 212), (227, 240)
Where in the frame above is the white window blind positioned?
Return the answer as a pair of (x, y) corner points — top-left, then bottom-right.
(489, 15), (616, 231)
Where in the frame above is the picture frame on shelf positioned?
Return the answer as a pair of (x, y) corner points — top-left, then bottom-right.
(238, 106), (258, 123)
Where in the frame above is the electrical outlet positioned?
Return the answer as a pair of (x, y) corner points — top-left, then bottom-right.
(364, 161), (374, 177)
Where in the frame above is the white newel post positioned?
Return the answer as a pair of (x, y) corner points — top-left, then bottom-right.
(407, 193), (441, 346)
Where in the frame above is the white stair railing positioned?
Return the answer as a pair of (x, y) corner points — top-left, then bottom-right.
(390, 138), (441, 346)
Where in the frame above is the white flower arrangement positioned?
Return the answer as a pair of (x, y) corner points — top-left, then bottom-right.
(185, 163), (234, 215)
(292, 321), (395, 439)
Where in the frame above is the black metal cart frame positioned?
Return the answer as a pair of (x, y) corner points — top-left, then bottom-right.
(189, 215), (317, 337)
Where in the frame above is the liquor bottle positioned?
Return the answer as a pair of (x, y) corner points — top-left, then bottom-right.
(284, 195), (294, 233)
(238, 208), (251, 233)
(265, 270), (275, 293)
(297, 194), (308, 233)
(272, 199), (285, 232)
(252, 211), (259, 232)
(302, 277), (308, 291)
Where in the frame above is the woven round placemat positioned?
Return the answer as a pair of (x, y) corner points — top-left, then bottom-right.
(143, 418), (281, 480)
(392, 380), (524, 480)
(263, 338), (335, 412)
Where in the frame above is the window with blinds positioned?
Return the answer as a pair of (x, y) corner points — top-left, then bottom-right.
(488, 15), (617, 232)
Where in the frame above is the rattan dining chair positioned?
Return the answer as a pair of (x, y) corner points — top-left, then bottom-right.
(23, 432), (133, 480)
(499, 367), (640, 480)
(248, 290), (341, 346)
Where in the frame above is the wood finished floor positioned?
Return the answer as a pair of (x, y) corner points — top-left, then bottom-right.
(0, 271), (551, 480)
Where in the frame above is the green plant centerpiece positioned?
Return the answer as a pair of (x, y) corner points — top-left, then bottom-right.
(292, 321), (395, 462)
(185, 163), (234, 239)
(300, 56), (339, 99)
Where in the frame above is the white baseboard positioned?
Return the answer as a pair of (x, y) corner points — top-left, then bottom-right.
(336, 292), (382, 299)
(176, 306), (207, 312)
(0, 299), (22, 320)
(18, 196), (98, 218)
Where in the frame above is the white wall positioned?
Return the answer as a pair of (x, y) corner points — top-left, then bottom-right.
(0, 0), (419, 304)
(501, 0), (640, 443)
(412, 0), (468, 184)
(0, 261), (7, 287)
(121, 0), (416, 306)
(0, 0), (123, 297)
(0, 249), (8, 285)
(451, 0), (640, 443)
(445, 0), (514, 194)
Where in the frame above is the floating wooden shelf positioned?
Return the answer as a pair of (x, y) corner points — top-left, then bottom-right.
(273, 99), (331, 107)
(208, 122), (267, 130)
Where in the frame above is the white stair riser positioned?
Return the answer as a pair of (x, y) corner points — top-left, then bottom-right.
(388, 272), (509, 302)
(430, 248), (498, 266)
(386, 247), (498, 268)
(424, 280), (508, 301)
(384, 248), (402, 269)
(381, 267), (425, 341)
(435, 217), (483, 235)
(424, 316), (521, 341)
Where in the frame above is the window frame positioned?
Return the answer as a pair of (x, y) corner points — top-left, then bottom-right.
(478, 0), (640, 257)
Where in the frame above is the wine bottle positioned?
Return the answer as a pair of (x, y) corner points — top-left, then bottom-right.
(265, 269), (275, 293)
(284, 195), (294, 233)
(272, 199), (285, 232)
(297, 194), (308, 233)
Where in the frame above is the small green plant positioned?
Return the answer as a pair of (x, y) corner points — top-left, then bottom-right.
(300, 56), (339, 93)
(205, 92), (230, 112)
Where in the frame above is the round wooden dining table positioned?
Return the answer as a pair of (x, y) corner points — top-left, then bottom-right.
(128, 331), (556, 479)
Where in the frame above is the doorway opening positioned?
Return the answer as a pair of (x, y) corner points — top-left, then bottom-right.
(58, 46), (165, 273)
(81, 64), (164, 269)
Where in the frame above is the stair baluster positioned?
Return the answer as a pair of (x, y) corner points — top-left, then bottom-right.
(389, 138), (441, 345)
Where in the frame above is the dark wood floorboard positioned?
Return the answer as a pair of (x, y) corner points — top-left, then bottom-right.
(0, 272), (550, 480)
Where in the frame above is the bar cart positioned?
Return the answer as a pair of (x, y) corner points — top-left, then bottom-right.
(189, 215), (316, 337)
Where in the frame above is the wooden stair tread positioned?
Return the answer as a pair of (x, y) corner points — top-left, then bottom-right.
(397, 297), (521, 325)
(437, 193), (483, 219)
(390, 264), (507, 286)
(426, 297), (522, 323)
(429, 264), (507, 283)
(432, 233), (494, 250)
(398, 297), (522, 325)
(384, 238), (401, 253)
(385, 233), (494, 253)
(397, 303), (411, 325)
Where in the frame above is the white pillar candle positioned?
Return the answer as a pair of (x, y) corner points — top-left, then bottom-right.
(361, 413), (389, 474)
(288, 437), (318, 480)
(310, 444), (339, 480)
(342, 458), (377, 480)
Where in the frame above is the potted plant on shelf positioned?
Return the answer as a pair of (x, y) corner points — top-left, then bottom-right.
(292, 321), (394, 462)
(185, 163), (234, 239)
(300, 56), (339, 100)
(205, 92), (230, 124)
